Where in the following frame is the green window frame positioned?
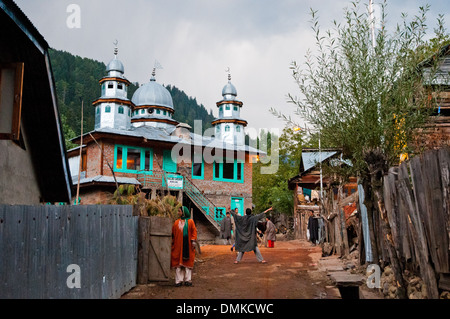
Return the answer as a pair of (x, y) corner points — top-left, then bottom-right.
(214, 207), (226, 222)
(213, 158), (244, 183)
(114, 145), (153, 173)
(225, 125), (230, 132)
(105, 105), (111, 113)
(118, 106), (124, 114)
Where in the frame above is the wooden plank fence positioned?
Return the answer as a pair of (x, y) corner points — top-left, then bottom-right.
(382, 148), (450, 298)
(0, 205), (138, 299)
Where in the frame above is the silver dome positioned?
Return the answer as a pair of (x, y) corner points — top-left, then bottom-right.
(106, 57), (124, 73)
(222, 81), (237, 97)
(131, 78), (174, 109)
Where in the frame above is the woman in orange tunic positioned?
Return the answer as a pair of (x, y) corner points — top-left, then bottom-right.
(171, 206), (197, 286)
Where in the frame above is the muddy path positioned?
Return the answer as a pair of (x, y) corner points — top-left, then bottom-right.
(122, 239), (340, 299)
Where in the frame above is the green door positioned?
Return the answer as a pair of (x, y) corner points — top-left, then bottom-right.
(163, 150), (177, 173)
(230, 197), (244, 216)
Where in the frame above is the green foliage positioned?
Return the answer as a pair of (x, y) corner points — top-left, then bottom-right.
(252, 126), (305, 215)
(50, 48), (106, 138)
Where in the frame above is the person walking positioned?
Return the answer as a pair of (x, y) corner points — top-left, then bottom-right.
(265, 216), (277, 248)
(231, 206), (272, 264)
(171, 206), (198, 287)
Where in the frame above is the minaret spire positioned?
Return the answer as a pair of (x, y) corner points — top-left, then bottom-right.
(113, 39), (119, 57)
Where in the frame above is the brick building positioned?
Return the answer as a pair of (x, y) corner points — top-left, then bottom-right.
(68, 48), (263, 242)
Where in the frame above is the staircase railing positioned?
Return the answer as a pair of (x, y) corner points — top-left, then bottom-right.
(137, 170), (166, 189)
(182, 174), (221, 233)
(137, 170), (221, 233)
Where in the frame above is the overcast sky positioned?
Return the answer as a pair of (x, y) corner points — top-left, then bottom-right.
(15, 0), (450, 137)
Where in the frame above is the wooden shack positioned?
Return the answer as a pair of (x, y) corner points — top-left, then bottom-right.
(288, 148), (358, 257)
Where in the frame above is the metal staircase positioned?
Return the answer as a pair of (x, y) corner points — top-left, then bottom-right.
(137, 170), (221, 233)
(182, 174), (221, 233)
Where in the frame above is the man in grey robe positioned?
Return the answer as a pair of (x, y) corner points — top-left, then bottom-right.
(220, 211), (232, 245)
(231, 207), (272, 263)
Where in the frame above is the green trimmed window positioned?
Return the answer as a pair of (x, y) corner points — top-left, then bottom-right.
(118, 106), (124, 114)
(214, 207), (226, 222)
(105, 105), (111, 113)
(213, 159), (244, 183)
(114, 145), (153, 173)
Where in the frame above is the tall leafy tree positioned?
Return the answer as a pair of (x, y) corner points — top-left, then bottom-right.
(252, 126), (305, 215)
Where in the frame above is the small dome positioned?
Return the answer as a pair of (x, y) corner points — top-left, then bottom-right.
(106, 57), (124, 73)
(222, 81), (237, 97)
(131, 78), (174, 109)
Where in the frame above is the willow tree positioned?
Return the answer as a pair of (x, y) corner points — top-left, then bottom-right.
(273, 0), (448, 298)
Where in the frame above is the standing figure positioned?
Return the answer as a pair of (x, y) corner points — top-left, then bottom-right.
(307, 211), (319, 246)
(220, 211), (233, 245)
(171, 206), (198, 287)
(265, 216), (277, 248)
(231, 207), (272, 264)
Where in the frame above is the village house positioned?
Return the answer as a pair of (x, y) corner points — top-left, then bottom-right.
(288, 148), (358, 256)
(0, 0), (72, 205)
(414, 43), (450, 150)
(68, 49), (264, 242)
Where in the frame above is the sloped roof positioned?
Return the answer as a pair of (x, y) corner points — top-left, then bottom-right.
(74, 175), (140, 186)
(75, 125), (265, 155)
(0, 0), (72, 202)
(301, 151), (338, 172)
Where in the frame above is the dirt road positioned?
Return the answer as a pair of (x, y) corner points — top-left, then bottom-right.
(122, 239), (341, 299)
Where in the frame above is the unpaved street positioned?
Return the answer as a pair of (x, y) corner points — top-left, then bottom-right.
(122, 239), (341, 299)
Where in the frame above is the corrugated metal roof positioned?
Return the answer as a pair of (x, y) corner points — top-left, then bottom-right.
(74, 175), (140, 186)
(301, 151), (338, 172)
(84, 125), (265, 155)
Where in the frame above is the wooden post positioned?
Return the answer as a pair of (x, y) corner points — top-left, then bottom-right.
(75, 100), (83, 205)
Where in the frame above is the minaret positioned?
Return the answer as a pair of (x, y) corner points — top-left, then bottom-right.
(93, 42), (133, 130)
(212, 70), (247, 145)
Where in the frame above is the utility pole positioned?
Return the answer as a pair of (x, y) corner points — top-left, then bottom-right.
(75, 99), (83, 205)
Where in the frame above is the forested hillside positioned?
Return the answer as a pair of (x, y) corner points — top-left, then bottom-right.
(48, 49), (216, 147)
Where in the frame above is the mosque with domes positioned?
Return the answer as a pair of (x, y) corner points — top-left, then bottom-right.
(67, 47), (263, 241)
